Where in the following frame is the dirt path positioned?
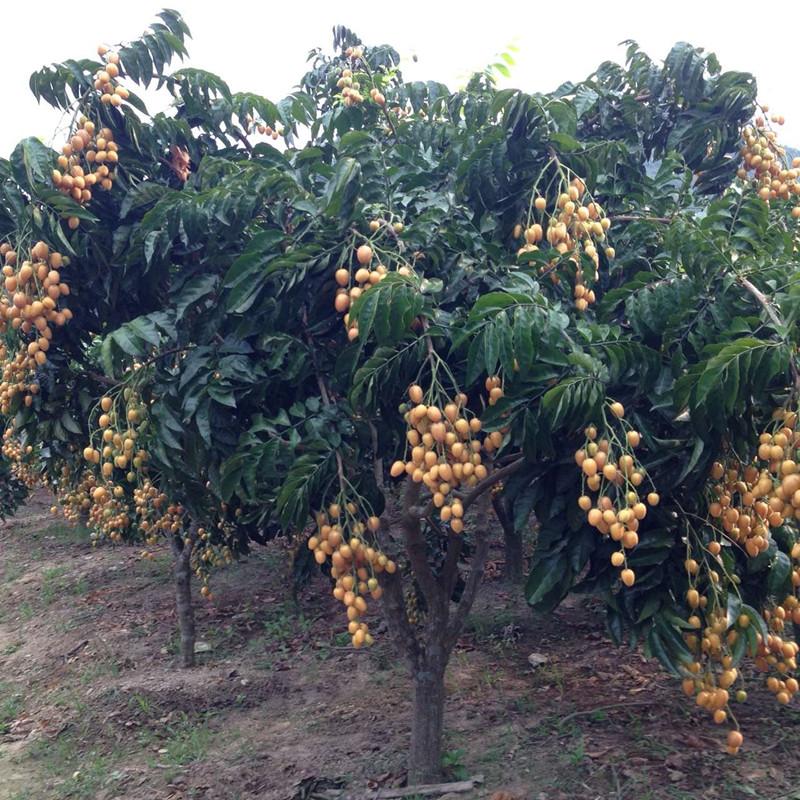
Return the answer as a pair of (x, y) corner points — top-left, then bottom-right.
(1, 494), (800, 799)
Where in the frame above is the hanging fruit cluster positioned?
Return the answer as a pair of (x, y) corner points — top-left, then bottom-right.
(52, 117), (120, 228)
(737, 109), (800, 216)
(94, 47), (129, 106)
(0, 240), (72, 412)
(514, 173), (613, 310)
(332, 220), (410, 341)
(51, 464), (95, 523)
(74, 388), (158, 543)
(307, 500), (395, 647)
(337, 67), (364, 106)
(335, 46), (387, 108)
(679, 604), (748, 754)
(389, 381), (503, 533)
(575, 401), (659, 588)
(1, 429), (40, 488)
(675, 406), (800, 754)
(242, 113), (282, 141)
(707, 408), (800, 557)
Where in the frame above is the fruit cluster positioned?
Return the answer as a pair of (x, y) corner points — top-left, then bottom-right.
(243, 113), (282, 141)
(676, 407), (800, 754)
(389, 383), (503, 533)
(337, 68), (364, 107)
(52, 117), (120, 228)
(1, 429), (39, 488)
(331, 221), (410, 341)
(94, 47), (129, 106)
(52, 465), (96, 523)
(0, 240), (72, 412)
(737, 110), (800, 215)
(515, 175), (613, 310)
(307, 501), (395, 647)
(575, 402), (659, 587)
(707, 409), (800, 557)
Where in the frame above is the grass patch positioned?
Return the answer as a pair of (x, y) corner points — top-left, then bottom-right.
(2, 639), (24, 656)
(1, 561), (25, 584)
(0, 681), (24, 733)
(27, 731), (125, 800)
(40, 565), (91, 606)
(138, 712), (216, 770)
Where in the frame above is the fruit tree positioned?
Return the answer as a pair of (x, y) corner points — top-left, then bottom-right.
(2, 12), (800, 783)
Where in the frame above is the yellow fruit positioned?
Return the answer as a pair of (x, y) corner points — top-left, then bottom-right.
(620, 568), (635, 587)
(356, 245), (373, 265)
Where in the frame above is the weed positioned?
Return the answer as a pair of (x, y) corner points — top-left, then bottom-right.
(442, 748), (468, 781)
(0, 681), (24, 733)
(161, 714), (213, 766)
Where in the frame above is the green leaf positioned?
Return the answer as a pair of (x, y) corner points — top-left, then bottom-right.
(11, 137), (54, 190)
(323, 157), (361, 223)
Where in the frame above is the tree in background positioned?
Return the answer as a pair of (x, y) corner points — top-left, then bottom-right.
(0, 12), (799, 782)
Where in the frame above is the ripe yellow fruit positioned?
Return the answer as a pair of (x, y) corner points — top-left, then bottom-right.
(620, 568), (635, 587)
(356, 245), (373, 265)
(727, 730), (743, 749)
(610, 401), (625, 419)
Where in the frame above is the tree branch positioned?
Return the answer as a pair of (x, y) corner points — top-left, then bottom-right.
(85, 370), (117, 388)
(739, 275), (800, 389)
(370, 422), (384, 489)
(231, 126), (255, 154)
(399, 479), (442, 611)
(460, 457), (525, 513)
(136, 344), (195, 371)
(444, 492), (492, 652)
(611, 214), (673, 224)
(440, 532), (463, 601)
(379, 565), (420, 666)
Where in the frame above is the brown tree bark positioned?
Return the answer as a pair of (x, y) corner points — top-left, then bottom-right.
(171, 526), (197, 668)
(492, 493), (523, 584)
(380, 482), (497, 784)
(408, 651), (447, 784)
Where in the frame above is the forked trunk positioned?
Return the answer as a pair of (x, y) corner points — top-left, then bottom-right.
(408, 657), (446, 784)
(171, 532), (196, 668)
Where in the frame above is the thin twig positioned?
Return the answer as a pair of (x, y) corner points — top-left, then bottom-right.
(611, 214), (673, 224)
(739, 275), (800, 389)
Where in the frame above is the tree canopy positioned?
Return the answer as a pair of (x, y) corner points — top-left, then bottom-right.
(2, 11), (800, 781)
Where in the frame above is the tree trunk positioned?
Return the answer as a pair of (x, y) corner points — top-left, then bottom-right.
(492, 494), (523, 583)
(408, 656), (446, 784)
(171, 530), (196, 668)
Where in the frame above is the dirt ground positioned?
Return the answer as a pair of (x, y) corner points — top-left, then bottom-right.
(1, 492), (800, 800)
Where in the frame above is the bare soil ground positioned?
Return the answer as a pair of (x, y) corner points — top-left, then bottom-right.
(1, 493), (800, 800)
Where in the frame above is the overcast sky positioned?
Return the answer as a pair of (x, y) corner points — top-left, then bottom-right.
(3, 1), (798, 155)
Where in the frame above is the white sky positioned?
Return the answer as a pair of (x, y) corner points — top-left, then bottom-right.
(2, 1), (798, 155)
